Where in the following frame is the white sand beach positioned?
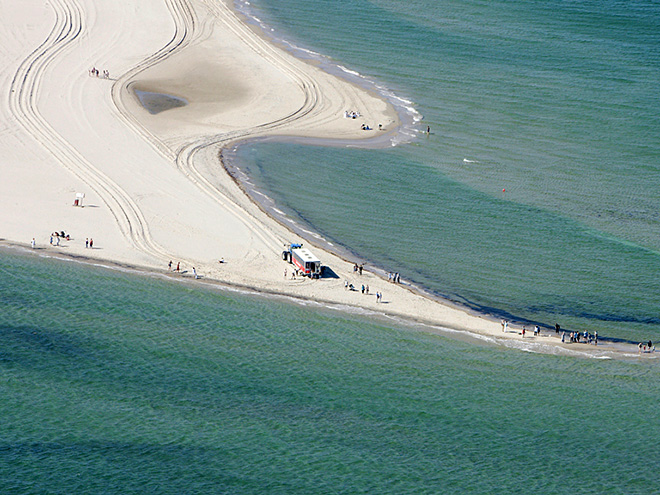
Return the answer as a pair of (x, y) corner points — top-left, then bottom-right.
(0, 0), (639, 357)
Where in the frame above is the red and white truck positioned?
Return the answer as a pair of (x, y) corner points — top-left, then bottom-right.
(283, 243), (322, 278)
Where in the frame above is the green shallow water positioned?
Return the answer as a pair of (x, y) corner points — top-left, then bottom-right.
(234, 0), (660, 344)
(1, 250), (659, 493)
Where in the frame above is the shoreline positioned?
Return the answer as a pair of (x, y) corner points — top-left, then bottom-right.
(2, 239), (653, 361)
(232, 0), (423, 147)
(221, 140), (543, 331)
(0, 0), (652, 360)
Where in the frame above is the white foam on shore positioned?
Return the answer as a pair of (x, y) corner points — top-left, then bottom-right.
(336, 65), (361, 78)
(253, 190), (272, 201)
(234, 0), (422, 145)
(4, 244), (648, 360)
(301, 228), (327, 241)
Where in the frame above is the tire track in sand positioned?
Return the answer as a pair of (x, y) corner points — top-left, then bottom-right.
(8, 0), (176, 262)
(105, 0), (317, 257)
(110, 0), (197, 163)
(109, 0), (357, 258)
(171, 0), (333, 255)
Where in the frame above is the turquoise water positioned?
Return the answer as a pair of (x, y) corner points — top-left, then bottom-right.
(233, 0), (660, 343)
(1, 249), (659, 493)
(4, 2), (660, 492)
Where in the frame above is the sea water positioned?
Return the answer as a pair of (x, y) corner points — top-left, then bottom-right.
(3, 1), (660, 491)
(1, 249), (659, 494)
(232, 0), (660, 344)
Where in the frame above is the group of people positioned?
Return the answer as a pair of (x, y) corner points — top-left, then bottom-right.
(168, 260), (198, 279)
(49, 231), (70, 246)
(501, 319), (656, 354)
(502, 318), (603, 345)
(47, 231), (95, 250)
(343, 109), (385, 132)
(638, 341), (655, 353)
(388, 272), (400, 283)
(520, 324), (546, 338)
(353, 263), (364, 275)
(343, 280), (383, 302)
(519, 325), (540, 337)
(561, 330), (598, 345)
(89, 67), (110, 78)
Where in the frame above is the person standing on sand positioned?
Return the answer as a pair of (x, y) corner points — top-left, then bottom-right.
(176, 262), (180, 272)
(89, 238), (93, 249)
(193, 267), (198, 279)
(561, 331), (565, 343)
(522, 326), (526, 338)
(31, 238), (35, 249)
(168, 260), (172, 271)
(284, 268), (287, 279)
(555, 323), (560, 334)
